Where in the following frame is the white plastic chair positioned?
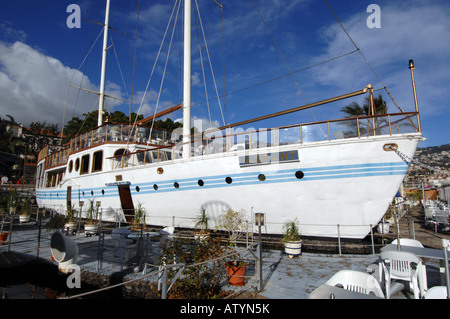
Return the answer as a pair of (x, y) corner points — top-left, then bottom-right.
(380, 250), (424, 299)
(391, 238), (424, 248)
(325, 270), (385, 298)
(422, 286), (448, 299)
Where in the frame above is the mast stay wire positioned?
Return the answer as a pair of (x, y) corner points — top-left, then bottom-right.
(61, 28), (105, 144)
(323, 0), (407, 114)
(194, 0), (226, 127)
(193, 8), (212, 128)
(251, 0), (324, 137)
(128, 0), (181, 146)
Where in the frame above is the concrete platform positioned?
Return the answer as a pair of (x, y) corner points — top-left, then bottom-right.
(0, 220), (445, 299)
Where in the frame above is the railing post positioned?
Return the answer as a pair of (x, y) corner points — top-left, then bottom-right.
(161, 266), (168, 299)
(369, 224), (375, 255)
(337, 224), (342, 256)
(36, 211), (42, 258)
(257, 229), (263, 292)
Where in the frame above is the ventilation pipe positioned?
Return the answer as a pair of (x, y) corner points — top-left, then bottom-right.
(50, 232), (79, 273)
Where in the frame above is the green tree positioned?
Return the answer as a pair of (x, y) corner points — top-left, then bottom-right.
(27, 121), (59, 153)
(0, 115), (25, 155)
(341, 94), (388, 118)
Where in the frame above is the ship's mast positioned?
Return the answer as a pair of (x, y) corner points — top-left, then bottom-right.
(98, 0), (111, 126)
(182, 0), (191, 158)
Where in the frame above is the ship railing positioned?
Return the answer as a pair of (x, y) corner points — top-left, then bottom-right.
(42, 123), (171, 169)
(109, 112), (420, 169)
(42, 112), (418, 170)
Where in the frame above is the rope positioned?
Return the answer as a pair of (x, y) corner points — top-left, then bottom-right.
(194, 0), (226, 126)
(323, 0), (407, 114)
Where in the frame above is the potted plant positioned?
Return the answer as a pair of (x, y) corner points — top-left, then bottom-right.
(217, 209), (247, 246)
(84, 199), (99, 236)
(132, 202), (146, 230)
(19, 197), (32, 224)
(45, 213), (67, 231)
(225, 259), (248, 286)
(64, 205), (77, 234)
(194, 208), (210, 240)
(217, 209), (249, 286)
(283, 218), (302, 258)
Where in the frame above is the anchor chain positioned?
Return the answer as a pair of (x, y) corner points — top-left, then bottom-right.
(389, 146), (449, 176)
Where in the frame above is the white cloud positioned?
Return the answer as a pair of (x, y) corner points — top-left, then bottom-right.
(311, 1), (450, 116)
(0, 41), (131, 128)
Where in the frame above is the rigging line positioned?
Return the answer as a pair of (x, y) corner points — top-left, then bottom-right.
(129, 0), (140, 126)
(187, 50), (359, 123)
(111, 37), (129, 102)
(75, 95), (101, 137)
(223, 50), (358, 101)
(251, 0), (308, 105)
(323, 0), (406, 114)
(220, 2), (226, 125)
(146, 0), (182, 146)
(251, 0), (325, 137)
(62, 28), (104, 143)
(194, 0), (226, 127)
(193, 5), (212, 128)
(131, 0), (180, 131)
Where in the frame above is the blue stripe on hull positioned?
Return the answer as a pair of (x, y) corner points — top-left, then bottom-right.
(36, 161), (408, 200)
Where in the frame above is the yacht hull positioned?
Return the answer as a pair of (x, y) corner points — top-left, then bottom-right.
(36, 133), (420, 239)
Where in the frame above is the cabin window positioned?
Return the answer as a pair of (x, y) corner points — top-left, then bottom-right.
(80, 154), (90, 175)
(92, 150), (103, 172)
(75, 158), (80, 171)
(68, 160), (73, 173)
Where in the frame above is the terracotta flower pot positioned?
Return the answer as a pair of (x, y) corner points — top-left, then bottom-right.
(226, 261), (248, 286)
(0, 232), (9, 245)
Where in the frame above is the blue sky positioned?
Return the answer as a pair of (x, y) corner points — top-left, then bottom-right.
(0, 0), (449, 147)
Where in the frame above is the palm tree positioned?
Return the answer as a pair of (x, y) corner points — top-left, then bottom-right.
(341, 94), (388, 118)
(340, 94), (388, 136)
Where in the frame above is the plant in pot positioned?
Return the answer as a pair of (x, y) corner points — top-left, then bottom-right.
(0, 209), (10, 244)
(64, 205), (77, 234)
(84, 199), (99, 236)
(45, 213), (67, 232)
(194, 207), (210, 241)
(218, 209), (249, 286)
(132, 202), (146, 230)
(19, 197), (32, 224)
(283, 218), (302, 258)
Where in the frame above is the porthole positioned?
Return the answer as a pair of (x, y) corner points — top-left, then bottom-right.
(153, 184), (158, 190)
(101, 189), (105, 195)
(295, 171), (304, 179)
(258, 174), (266, 182)
(136, 186), (140, 192)
(91, 190), (94, 196)
(198, 179), (204, 187)
(174, 182), (180, 189)
(225, 177), (232, 184)
(82, 191), (85, 196)
(157, 167), (164, 174)
(75, 158), (80, 171)
(68, 160), (73, 173)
